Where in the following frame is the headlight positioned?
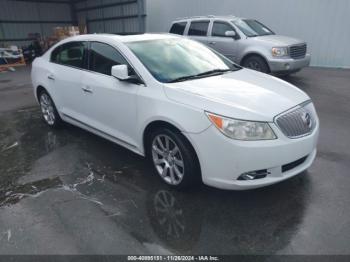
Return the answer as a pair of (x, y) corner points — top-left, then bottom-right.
(206, 112), (277, 140)
(272, 47), (288, 57)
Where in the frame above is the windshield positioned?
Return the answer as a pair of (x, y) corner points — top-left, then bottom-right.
(232, 19), (274, 37)
(126, 38), (240, 83)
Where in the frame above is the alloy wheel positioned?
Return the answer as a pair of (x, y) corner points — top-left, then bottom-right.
(151, 134), (185, 185)
(40, 93), (56, 126)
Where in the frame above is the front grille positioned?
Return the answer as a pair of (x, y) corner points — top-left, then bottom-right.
(276, 106), (315, 138)
(282, 156), (307, 173)
(289, 44), (307, 59)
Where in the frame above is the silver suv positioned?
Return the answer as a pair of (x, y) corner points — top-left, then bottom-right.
(169, 15), (311, 75)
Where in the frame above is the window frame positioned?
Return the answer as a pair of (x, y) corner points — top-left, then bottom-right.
(169, 22), (187, 35)
(188, 20), (210, 37)
(50, 41), (88, 70)
(88, 41), (145, 85)
(50, 40), (145, 86)
(210, 20), (241, 40)
(211, 21), (235, 38)
(88, 41), (131, 76)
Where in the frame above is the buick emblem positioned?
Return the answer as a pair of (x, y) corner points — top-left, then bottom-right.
(301, 112), (312, 129)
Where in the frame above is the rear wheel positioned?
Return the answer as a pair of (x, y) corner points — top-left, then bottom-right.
(39, 90), (62, 128)
(242, 55), (269, 73)
(146, 127), (200, 189)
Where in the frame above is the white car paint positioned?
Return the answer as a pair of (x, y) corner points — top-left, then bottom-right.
(31, 33), (319, 190)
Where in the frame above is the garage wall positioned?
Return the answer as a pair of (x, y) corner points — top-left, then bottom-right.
(75, 0), (146, 35)
(0, 0), (73, 47)
(145, 0), (350, 68)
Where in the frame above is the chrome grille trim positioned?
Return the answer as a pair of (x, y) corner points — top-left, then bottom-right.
(275, 105), (315, 138)
(289, 44), (307, 59)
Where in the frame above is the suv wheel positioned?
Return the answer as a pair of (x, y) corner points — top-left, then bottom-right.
(146, 128), (200, 189)
(243, 55), (269, 73)
(39, 91), (62, 128)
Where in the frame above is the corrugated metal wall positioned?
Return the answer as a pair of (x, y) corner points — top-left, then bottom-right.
(145, 0), (350, 68)
(75, 0), (145, 34)
(0, 0), (72, 47)
(0, 0), (146, 47)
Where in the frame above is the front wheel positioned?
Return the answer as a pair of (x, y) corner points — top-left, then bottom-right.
(242, 55), (269, 73)
(146, 128), (200, 189)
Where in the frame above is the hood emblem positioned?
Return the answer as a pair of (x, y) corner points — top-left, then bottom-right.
(301, 112), (312, 129)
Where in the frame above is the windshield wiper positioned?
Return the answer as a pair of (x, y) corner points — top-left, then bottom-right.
(167, 69), (232, 83)
(195, 68), (232, 77)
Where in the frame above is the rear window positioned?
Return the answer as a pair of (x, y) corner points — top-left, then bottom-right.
(188, 21), (209, 36)
(170, 22), (187, 35)
(51, 41), (87, 69)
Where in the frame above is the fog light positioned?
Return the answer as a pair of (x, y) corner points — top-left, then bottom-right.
(237, 169), (269, 180)
(285, 63), (290, 70)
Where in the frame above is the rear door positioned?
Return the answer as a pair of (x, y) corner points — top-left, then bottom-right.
(49, 41), (88, 120)
(209, 21), (240, 62)
(187, 20), (210, 45)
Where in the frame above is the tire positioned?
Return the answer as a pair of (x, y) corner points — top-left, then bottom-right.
(242, 55), (269, 73)
(38, 90), (63, 128)
(146, 127), (200, 189)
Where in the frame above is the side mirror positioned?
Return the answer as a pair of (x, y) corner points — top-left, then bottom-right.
(225, 30), (236, 38)
(112, 64), (129, 80)
(111, 64), (142, 84)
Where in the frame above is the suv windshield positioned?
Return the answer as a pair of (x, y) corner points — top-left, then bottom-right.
(232, 19), (274, 37)
(126, 38), (240, 83)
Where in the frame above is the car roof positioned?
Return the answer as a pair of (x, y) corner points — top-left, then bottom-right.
(59, 33), (178, 44)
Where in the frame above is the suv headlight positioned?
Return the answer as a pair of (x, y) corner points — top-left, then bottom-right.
(272, 47), (288, 57)
(206, 112), (277, 140)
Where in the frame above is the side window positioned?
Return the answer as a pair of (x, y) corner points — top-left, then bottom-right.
(169, 22), (187, 35)
(51, 46), (61, 63)
(212, 22), (235, 37)
(188, 21), (209, 36)
(89, 42), (128, 76)
(51, 42), (86, 68)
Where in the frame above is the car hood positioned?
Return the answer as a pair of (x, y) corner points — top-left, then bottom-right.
(163, 69), (310, 122)
(252, 35), (305, 46)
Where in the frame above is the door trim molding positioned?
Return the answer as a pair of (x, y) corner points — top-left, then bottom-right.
(62, 113), (138, 150)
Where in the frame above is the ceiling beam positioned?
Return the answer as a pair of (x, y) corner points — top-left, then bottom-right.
(8, 0), (87, 4)
(0, 19), (73, 24)
(75, 0), (137, 12)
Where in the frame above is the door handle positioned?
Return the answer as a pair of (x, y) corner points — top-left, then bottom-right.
(48, 74), (55, 80)
(82, 86), (93, 94)
(209, 41), (216, 45)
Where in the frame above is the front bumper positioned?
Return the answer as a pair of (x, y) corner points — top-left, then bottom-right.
(186, 120), (319, 190)
(268, 54), (311, 73)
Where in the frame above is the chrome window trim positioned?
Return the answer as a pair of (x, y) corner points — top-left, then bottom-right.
(49, 40), (146, 86)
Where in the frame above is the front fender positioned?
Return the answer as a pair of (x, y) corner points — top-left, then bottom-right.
(136, 93), (212, 155)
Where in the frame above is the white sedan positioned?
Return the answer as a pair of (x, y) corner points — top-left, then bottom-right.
(31, 34), (319, 190)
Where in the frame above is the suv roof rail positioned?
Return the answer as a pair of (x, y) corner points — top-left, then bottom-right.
(175, 16), (188, 20)
(175, 15), (217, 20)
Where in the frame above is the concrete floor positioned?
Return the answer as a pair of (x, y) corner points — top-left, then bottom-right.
(0, 66), (349, 255)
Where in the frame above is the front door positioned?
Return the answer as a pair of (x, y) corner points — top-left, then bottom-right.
(81, 42), (140, 147)
(209, 21), (239, 62)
